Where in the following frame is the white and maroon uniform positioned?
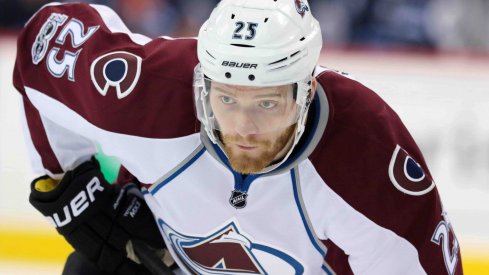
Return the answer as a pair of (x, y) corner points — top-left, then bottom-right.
(13, 3), (463, 275)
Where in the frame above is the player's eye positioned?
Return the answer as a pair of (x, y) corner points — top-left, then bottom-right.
(259, 100), (277, 109)
(220, 96), (235, 105)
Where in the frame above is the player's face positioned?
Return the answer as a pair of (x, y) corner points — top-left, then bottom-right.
(210, 83), (298, 174)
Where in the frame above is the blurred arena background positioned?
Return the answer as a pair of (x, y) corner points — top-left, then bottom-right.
(1, 0), (489, 274)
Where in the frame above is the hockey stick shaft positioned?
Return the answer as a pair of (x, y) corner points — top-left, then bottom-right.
(132, 239), (174, 275)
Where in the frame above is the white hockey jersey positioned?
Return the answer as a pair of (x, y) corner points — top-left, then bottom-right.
(13, 3), (462, 275)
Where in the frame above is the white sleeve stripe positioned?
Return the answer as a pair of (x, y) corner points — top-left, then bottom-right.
(20, 98), (66, 179)
(89, 4), (152, 45)
(39, 115), (96, 172)
(158, 35), (197, 40)
(26, 3), (152, 45)
(89, 4), (198, 45)
(19, 98), (44, 175)
(25, 2), (63, 27)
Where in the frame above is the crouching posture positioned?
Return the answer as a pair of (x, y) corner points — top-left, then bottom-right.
(14, 0), (462, 274)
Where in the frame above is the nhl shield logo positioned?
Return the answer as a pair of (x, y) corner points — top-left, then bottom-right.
(90, 51), (142, 99)
(229, 190), (248, 209)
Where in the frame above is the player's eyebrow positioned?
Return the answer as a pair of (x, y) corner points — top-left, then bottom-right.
(213, 86), (282, 99)
(213, 86), (235, 95)
(253, 93), (282, 99)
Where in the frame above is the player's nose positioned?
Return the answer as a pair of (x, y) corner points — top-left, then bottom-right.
(234, 110), (259, 137)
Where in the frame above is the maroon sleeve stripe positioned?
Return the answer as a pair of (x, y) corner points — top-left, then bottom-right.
(322, 240), (353, 275)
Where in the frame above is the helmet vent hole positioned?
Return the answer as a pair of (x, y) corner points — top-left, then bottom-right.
(270, 65), (288, 71)
(206, 50), (216, 59)
(264, 18), (269, 23)
(230, 43), (255, 48)
(225, 72), (232, 78)
(290, 50), (301, 57)
(248, 75), (255, 81)
(231, 14), (235, 19)
(269, 57), (288, 65)
(300, 37), (305, 41)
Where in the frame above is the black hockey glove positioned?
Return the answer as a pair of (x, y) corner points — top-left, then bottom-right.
(29, 158), (165, 275)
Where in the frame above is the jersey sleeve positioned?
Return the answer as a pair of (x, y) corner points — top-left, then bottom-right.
(12, 3), (200, 182)
(311, 71), (462, 275)
(18, 96), (95, 178)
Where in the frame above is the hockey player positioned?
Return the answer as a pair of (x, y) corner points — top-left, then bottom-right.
(13, 0), (463, 274)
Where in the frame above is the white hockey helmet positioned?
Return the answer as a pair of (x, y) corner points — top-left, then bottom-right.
(197, 0), (322, 86)
(194, 0), (322, 171)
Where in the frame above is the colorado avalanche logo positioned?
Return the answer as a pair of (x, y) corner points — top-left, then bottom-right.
(90, 51), (142, 99)
(295, 0), (310, 18)
(388, 145), (435, 196)
(159, 220), (304, 274)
